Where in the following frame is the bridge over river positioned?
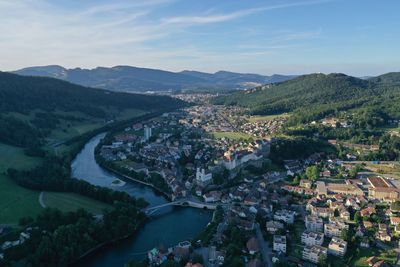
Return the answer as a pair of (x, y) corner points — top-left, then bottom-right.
(144, 198), (220, 215)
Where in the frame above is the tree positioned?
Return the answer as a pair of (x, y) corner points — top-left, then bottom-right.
(354, 211), (361, 222)
(390, 201), (400, 212)
(334, 209), (340, 217)
(305, 165), (319, 181)
(191, 253), (204, 264)
(341, 229), (349, 241)
(318, 253), (328, 267)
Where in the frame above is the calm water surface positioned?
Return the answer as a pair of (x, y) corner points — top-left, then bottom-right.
(72, 134), (212, 267)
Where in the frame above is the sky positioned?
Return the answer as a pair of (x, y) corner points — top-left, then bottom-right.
(0, 0), (399, 76)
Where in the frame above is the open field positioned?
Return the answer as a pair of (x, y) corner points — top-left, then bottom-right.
(0, 174), (43, 225)
(6, 108), (148, 147)
(247, 113), (290, 122)
(212, 131), (254, 140)
(0, 143), (43, 225)
(344, 161), (400, 176)
(42, 192), (112, 214)
(0, 143), (42, 171)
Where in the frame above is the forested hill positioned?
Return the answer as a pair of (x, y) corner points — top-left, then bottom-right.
(0, 72), (184, 117)
(212, 72), (400, 123)
(0, 72), (184, 150)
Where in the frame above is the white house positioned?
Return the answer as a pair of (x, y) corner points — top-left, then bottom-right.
(273, 235), (286, 253)
(274, 210), (296, 224)
(301, 231), (324, 246)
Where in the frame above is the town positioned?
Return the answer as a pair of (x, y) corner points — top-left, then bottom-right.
(94, 99), (400, 267)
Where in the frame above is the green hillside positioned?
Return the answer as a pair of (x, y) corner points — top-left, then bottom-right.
(212, 72), (400, 123)
(0, 72), (185, 149)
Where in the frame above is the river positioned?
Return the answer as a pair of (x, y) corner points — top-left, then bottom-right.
(71, 133), (212, 267)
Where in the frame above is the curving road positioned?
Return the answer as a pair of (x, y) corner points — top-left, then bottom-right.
(39, 192), (46, 208)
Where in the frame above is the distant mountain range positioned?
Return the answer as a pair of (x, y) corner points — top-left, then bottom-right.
(12, 65), (296, 92)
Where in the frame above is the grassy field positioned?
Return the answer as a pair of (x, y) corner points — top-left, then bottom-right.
(0, 143), (43, 225)
(212, 131), (254, 140)
(0, 174), (43, 225)
(0, 108), (147, 224)
(0, 143), (42, 171)
(351, 247), (397, 266)
(44, 108), (148, 145)
(42, 192), (112, 214)
(248, 113), (290, 122)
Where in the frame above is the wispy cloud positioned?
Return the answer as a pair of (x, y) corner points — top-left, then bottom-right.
(161, 0), (331, 25)
(0, 0), (331, 72)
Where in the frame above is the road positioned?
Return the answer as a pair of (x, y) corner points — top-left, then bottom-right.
(39, 192), (46, 208)
(255, 223), (272, 267)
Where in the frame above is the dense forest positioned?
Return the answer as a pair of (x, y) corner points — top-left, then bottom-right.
(3, 203), (147, 266)
(212, 72), (400, 124)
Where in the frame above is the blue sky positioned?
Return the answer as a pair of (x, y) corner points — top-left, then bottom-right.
(0, 0), (399, 76)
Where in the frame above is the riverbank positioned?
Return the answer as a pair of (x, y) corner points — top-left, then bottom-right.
(71, 133), (213, 267)
(71, 217), (148, 266)
(99, 162), (173, 202)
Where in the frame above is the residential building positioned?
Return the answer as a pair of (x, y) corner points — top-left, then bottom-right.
(324, 220), (349, 238)
(303, 245), (327, 264)
(301, 231), (324, 246)
(305, 215), (324, 232)
(390, 217), (400, 226)
(328, 237), (347, 257)
(144, 126), (152, 141)
(266, 220), (284, 234)
(311, 206), (334, 219)
(300, 179), (312, 189)
(273, 235), (286, 254)
(274, 209), (296, 224)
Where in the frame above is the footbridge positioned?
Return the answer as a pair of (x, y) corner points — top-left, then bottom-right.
(144, 199), (219, 215)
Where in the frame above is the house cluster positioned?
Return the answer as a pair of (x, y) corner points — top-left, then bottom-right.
(1, 228), (33, 253)
(182, 105), (244, 133)
(319, 117), (350, 128)
(280, 171), (400, 265)
(239, 116), (287, 138)
(296, 205), (349, 264)
(147, 241), (196, 266)
(283, 152), (325, 177)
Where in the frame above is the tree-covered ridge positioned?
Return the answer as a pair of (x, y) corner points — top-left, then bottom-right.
(368, 72), (400, 85)
(212, 72), (400, 123)
(0, 72), (185, 117)
(13, 65), (295, 92)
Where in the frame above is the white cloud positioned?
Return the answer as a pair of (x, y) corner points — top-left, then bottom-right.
(161, 0), (331, 25)
(0, 0), (329, 72)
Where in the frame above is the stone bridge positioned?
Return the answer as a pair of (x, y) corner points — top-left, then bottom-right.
(143, 199), (219, 215)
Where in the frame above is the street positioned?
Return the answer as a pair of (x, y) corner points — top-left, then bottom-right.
(255, 223), (272, 267)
